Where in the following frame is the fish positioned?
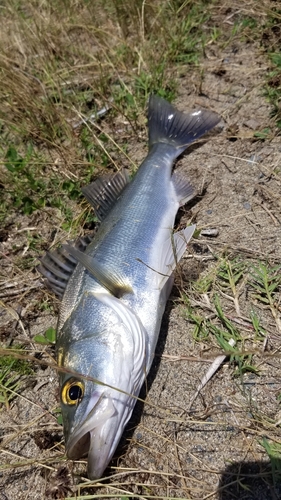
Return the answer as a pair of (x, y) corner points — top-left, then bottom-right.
(38, 94), (220, 479)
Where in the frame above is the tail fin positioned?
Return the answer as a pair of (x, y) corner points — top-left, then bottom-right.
(148, 95), (220, 156)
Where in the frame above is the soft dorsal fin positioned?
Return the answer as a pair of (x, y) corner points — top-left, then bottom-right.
(63, 244), (133, 297)
(82, 169), (130, 221)
(172, 170), (194, 206)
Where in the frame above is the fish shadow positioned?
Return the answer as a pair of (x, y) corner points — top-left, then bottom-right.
(218, 460), (281, 500)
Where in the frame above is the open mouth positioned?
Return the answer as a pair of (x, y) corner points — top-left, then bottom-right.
(65, 392), (118, 479)
(66, 430), (90, 459)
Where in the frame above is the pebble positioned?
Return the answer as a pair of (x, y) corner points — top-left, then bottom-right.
(201, 228), (219, 237)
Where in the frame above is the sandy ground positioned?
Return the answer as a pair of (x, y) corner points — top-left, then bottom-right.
(1, 6), (281, 500)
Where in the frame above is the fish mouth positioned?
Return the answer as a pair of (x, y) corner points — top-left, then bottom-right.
(65, 391), (123, 479)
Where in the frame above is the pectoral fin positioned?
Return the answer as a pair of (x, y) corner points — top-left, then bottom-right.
(64, 244), (133, 297)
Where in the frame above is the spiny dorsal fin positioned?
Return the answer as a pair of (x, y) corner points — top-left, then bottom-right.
(63, 244), (133, 298)
(82, 169), (130, 221)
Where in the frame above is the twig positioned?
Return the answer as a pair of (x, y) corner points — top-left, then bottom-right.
(189, 338), (236, 408)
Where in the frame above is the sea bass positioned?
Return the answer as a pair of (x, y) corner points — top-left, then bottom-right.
(39, 95), (219, 479)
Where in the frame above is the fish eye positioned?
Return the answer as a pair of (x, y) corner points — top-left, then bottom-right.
(61, 378), (84, 405)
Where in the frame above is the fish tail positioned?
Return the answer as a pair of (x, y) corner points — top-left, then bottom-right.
(148, 95), (220, 157)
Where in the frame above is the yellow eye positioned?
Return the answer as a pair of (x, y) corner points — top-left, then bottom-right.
(61, 379), (84, 405)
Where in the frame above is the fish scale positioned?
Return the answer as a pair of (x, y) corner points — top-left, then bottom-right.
(38, 94), (220, 479)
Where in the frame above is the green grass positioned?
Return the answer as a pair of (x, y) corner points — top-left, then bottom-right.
(184, 257), (281, 377)
(0, 0), (218, 264)
(34, 326), (56, 345)
(0, 348), (34, 409)
(0, 0), (213, 147)
(261, 8), (281, 132)
(0, 363), (21, 409)
(260, 438), (281, 485)
(265, 55), (281, 131)
(2, 145), (78, 216)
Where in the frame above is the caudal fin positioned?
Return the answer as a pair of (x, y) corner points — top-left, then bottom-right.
(148, 95), (220, 156)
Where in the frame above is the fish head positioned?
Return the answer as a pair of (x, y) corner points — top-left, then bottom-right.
(59, 371), (125, 479)
(57, 292), (147, 479)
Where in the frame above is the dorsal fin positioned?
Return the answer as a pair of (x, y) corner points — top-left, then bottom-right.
(172, 170), (194, 206)
(82, 169), (130, 221)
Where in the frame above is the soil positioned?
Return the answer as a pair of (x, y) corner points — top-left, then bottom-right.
(1, 4), (281, 500)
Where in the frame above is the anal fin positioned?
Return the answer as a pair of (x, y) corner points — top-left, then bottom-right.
(155, 225), (196, 288)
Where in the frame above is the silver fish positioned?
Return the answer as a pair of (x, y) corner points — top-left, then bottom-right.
(39, 95), (220, 479)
